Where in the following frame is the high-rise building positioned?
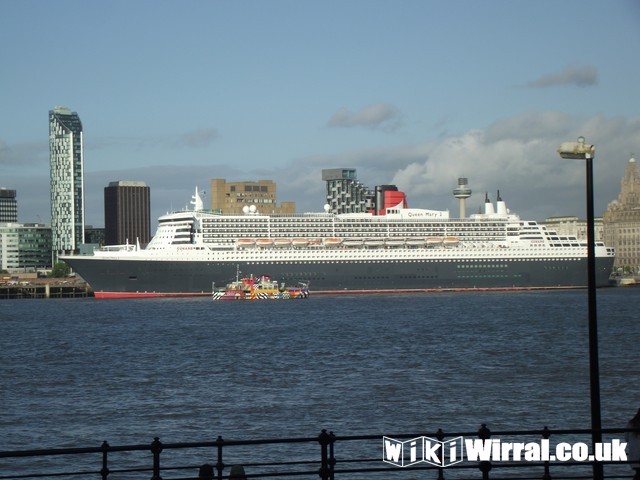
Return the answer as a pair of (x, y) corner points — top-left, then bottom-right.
(0, 188), (17, 223)
(322, 168), (372, 214)
(603, 155), (640, 273)
(104, 181), (151, 246)
(210, 179), (295, 215)
(49, 106), (84, 261)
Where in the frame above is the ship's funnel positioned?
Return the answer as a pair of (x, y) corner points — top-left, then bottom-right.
(496, 190), (507, 215)
(374, 185), (406, 215)
(484, 192), (495, 215)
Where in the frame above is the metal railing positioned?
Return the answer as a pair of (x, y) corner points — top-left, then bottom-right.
(0, 425), (637, 480)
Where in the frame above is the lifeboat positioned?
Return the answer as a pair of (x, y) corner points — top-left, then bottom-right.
(343, 238), (364, 247)
(256, 238), (274, 248)
(274, 238), (292, 248)
(443, 237), (460, 247)
(292, 238), (310, 248)
(364, 238), (384, 248)
(237, 239), (256, 248)
(405, 237), (426, 247)
(385, 238), (405, 248)
(323, 237), (344, 247)
(426, 237), (444, 247)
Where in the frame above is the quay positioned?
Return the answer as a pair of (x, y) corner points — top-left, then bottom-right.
(0, 281), (93, 299)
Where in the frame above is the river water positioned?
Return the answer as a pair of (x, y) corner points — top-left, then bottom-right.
(1, 288), (639, 476)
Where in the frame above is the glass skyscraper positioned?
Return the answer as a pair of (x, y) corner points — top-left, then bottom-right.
(49, 106), (84, 262)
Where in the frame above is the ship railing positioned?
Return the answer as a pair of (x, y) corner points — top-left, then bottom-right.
(1, 425), (637, 480)
(96, 244), (138, 253)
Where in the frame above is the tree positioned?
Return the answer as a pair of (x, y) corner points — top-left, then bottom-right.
(50, 262), (71, 278)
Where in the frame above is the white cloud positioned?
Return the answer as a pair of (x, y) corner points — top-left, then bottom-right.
(7, 112), (640, 229)
(326, 102), (401, 131)
(178, 128), (218, 148)
(300, 113), (640, 221)
(0, 139), (48, 166)
(527, 65), (598, 88)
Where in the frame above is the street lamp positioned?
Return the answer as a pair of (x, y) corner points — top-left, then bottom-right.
(557, 136), (602, 480)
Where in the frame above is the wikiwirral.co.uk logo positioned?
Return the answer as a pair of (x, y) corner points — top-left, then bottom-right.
(383, 436), (464, 467)
(383, 436), (628, 468)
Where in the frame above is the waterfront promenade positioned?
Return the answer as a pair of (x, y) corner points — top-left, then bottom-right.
(0, 425), (636, 480)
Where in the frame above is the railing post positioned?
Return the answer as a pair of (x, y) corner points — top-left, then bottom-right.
(215, 435), (225, 480)
(100, 441), (110, 480)
(478, 424), (492, 480)
(435, 429), (445, 480)
(318, 429), (330, 480)
(541, 426), (552, 480)
(150, 437), (163, 480)
(328, 431), (336, 480)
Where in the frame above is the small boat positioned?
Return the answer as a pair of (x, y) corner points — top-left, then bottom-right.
(256, 238), (274, 248)
(443, 237), (460, 247)
(616, 276), (636, 286)
(291, 238), (309, 248)
(385, 238), (405, 248)
(405, 238), (426, 247)
(426, 237), (444, 247)
(237, 239), (256, 249)
(364, 238), (385, 248)
(343, 238), (364, 247)
(323, 237), (344, 247)
(274, 238), (292, 248)
(212, 274), (310, 300)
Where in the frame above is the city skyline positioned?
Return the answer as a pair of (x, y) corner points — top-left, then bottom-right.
(1, 0), (639, 229)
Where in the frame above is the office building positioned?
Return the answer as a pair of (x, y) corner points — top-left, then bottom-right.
(0, 223), (52, 272)
(49, 106), (84, 261)
(322, 168), (372, 214)
(603, 155), (640, 273)
(210, 179), (295, 215)
(0, 189), (17, 222)
(85, 226), (106, 247)
(104, 181), (151, 246)
(542, 216), (604, 242)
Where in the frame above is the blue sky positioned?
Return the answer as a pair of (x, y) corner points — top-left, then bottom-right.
(1, 0), (639, 228)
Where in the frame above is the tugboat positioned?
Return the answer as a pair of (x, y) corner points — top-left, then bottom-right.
(212, 274), (309, 300)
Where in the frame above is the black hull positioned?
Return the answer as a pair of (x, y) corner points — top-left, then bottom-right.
(62, 256), (615, 297)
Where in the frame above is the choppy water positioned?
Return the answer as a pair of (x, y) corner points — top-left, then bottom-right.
(1, 288), (639, 455)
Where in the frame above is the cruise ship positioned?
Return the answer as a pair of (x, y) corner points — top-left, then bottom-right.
(61, 187), (615, 298)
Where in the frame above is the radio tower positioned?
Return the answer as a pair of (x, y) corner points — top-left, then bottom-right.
(453, 177), (472, 219)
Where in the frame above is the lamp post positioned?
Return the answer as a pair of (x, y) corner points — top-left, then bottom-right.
(557, 137), (602, 480)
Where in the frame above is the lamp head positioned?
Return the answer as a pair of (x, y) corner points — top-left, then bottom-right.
(558, 136), (595, 159)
